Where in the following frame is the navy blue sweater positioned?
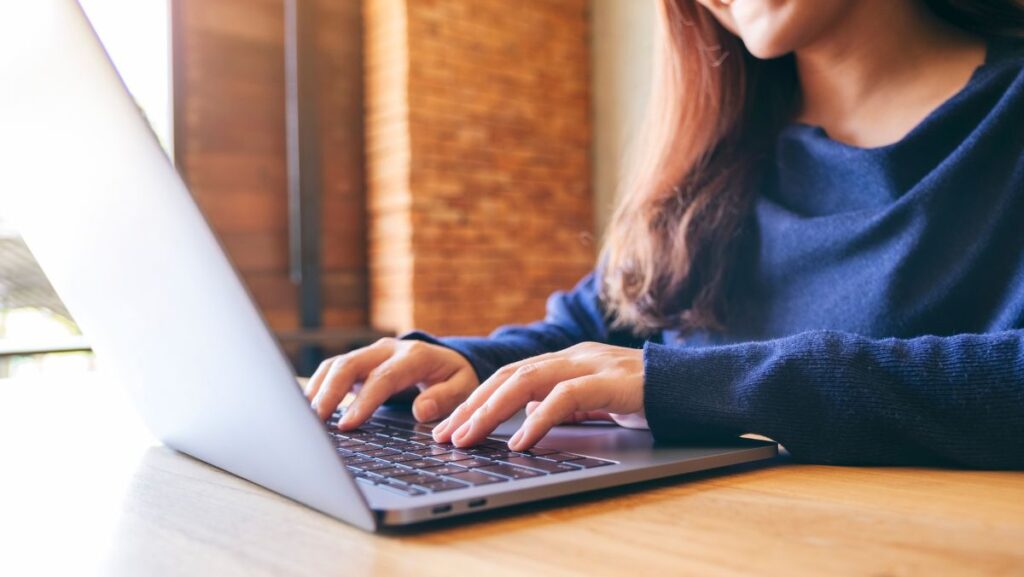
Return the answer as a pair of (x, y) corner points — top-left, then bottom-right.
(411, 39), (1024, 469)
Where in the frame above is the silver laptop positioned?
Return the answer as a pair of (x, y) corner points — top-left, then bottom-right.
(0, 0), (777, 531)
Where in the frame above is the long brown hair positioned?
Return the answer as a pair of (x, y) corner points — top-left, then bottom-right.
(600, 0), (1024, 337)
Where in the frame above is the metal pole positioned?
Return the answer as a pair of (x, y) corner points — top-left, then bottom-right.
(284, 0), (324, 375)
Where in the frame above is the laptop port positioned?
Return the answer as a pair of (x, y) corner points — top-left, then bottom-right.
(432, 504), (452, 515)
(467, 498), (487, 509)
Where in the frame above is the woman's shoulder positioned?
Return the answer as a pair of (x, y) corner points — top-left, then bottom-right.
(967, 36), (1024, 128)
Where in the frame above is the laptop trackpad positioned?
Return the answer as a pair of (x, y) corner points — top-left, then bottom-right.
(492, 412), (656, 455)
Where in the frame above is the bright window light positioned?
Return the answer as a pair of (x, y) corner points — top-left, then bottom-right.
(78, 0), (172, 153)
(0, 1), (172, 378)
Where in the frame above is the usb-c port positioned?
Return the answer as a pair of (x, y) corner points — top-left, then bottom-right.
(432, 504), (452, 515)
(467, 498), (487, 508)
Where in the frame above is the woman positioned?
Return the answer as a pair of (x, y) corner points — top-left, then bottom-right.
(307, 0), (1024, 468)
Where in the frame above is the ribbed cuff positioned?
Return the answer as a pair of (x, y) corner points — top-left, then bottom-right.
(642, 341), (751, 442)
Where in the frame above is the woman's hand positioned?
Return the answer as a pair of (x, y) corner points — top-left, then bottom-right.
(304, 337), (478, 429)
(431, 342), (646, 452)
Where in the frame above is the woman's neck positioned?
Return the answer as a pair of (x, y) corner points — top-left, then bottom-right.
(794, 0), (986, 148)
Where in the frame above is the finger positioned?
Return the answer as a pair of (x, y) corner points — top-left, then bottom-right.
(305, 357), (335, 400)
(526, 402), (614, 424)
(307, 338), (395, 402)
(432, 356), (538, 440)
(311, 344), (392, 420)
(412, 366), (476, 423)
(565, 410), (617, 424)
(431, 361), (522, 441)
(433, 350), (570, 441)
(434, 358), (556, 442)
(338, 348), (429, 430)
(507, 376), (613, 451)
(450, 359), (581, 447)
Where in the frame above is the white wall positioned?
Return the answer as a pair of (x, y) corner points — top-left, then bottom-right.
(590, 0), (656, 239)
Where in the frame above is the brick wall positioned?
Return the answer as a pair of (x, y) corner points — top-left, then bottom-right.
(364, 0), (594, 336)
(173, 0), (367, 332)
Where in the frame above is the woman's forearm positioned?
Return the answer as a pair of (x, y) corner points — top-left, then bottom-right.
(643, 329), (1024, 469)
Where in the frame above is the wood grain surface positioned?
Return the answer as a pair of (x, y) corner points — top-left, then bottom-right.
(3, 373), (1022, 577)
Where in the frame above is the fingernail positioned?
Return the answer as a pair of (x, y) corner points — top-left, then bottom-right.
(414, 398), (439, 422)
(508, 429), (524, 450)
(338, 408), (356, 429)
(452, 420), (472, 444)
(433, 418), (451, 439)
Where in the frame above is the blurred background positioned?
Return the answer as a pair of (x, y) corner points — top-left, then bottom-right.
(0, 0), (654, 379)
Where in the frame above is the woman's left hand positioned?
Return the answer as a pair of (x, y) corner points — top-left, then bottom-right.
(431, 342), (646, 451)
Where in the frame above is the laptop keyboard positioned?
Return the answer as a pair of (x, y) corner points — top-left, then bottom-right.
(327, 412), (616, 497)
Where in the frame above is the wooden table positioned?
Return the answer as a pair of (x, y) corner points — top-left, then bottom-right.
(2, 371), (1022, 577)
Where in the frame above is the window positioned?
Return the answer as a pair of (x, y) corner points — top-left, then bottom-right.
(0, 1), (172, 379)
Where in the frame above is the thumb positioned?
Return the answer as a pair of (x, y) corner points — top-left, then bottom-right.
(412, 368), (476, 423)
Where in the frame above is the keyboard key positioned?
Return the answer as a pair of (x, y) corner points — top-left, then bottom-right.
(478, 449), (519, 460)
(343, 431), (379, 441)
(384, 429), (420, 440)
(374, 466), (410, 478)
(356, 470), (385, 482)
(392, 473), (439, 486)
(408, 446), (451, 457)
(477, 464), (544, 480)
(497, 456), (579, 474)
(537, 452), (584, 463)
(424, 479), (469, 492)
(428, 464), (469, 476)
(452, 457), (495, 469)
(354, 476), (376, 487)
(378, 481), (426, 496)
(342, 457), (373, 467)
(447, 470), (506, 486)
(571, 458), (615, 468)
(366, 418), (403, 428)
(460, 446), (501, 456)
(359, 460), (395, 472)
(523, 447), (558, 456)
(432, 452), (474, 463)
(400, 458), (445, 469)
(383, 452), (423, 464)
(362, 447), (401, 458)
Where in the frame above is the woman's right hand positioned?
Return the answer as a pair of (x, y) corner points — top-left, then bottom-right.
(304, 337), (479, 430)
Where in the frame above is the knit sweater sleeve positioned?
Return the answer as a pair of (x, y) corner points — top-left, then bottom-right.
(643, 329), (1024, 469)
(404, 272), (643, 383)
